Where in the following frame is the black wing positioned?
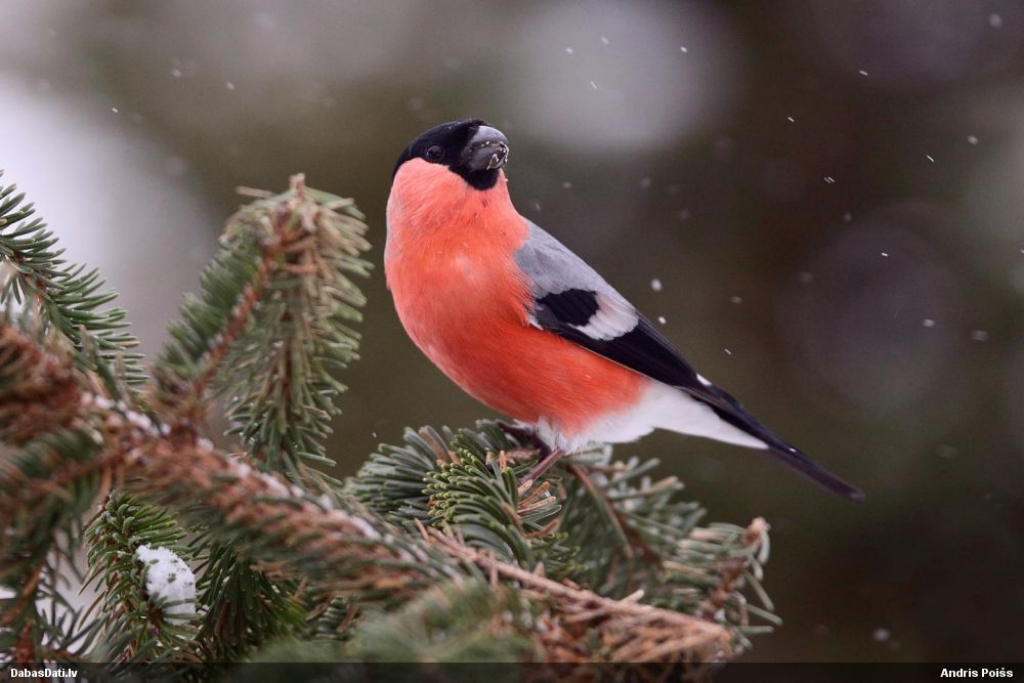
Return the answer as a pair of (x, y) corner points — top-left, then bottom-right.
(533, 287), (864, 500)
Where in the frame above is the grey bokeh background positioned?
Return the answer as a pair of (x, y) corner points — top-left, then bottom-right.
(3, 0), (1023, 663)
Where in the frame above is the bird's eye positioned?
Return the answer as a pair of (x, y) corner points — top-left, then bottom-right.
(424, 144), (445, 161)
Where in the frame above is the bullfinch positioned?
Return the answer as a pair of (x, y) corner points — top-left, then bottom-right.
(385, 119), (862, 500)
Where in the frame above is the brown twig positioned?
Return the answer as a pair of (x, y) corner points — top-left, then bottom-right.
(697, 517), (770, 622)
(154, 175), (321, 425)
(122, 437), (439, 603)
(566, 462), (660, 565)
(423, 527), (732, 663)
(0, 325), (79, 444)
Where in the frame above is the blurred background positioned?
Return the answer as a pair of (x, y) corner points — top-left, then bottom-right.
(2, 0), (1022, 663)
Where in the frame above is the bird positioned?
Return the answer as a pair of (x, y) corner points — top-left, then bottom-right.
(385, 118), (863, 500)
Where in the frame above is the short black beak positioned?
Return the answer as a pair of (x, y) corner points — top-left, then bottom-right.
(464, 125), (509, 172)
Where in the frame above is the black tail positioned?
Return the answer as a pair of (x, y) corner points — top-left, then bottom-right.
(762, 441), (864, 501)
(692, 384), (864, 501)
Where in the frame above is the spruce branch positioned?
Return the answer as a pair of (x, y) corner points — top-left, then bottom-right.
(1, 322), (149, 665)
(0, 323), (79, 444)
(345, 578), (541, 662)
(423, 528), (731, 663)
(122, 438), (447, 604)
(153, 174), (370, 482)
(120, 428), (737, 663)
(0, 171), (143, 383)
(0, 324), (103, 569)
(192, 543), (307, 661)
(0, 175), (377, 665)
(0, 321), (144, 550)
(354, 422), (776, 656)
(351, 423), (580, 576)
(0, 526), (98, 665)
(144, 175), (371, 658)
(82, 493), (199, 663)
(1, 356), (773, 666)
(696, 518), (771, 624)
(8, 394), (747, 665)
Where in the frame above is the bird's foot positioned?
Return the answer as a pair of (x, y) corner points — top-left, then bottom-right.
(517, 447), (565, 496)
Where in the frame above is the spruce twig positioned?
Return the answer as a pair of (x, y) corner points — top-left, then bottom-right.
(152, 174), (371, 483)
(0, 325), (79, 444)
(422, 526), (732, 662)
(697, 518), (771, 623)
(0, 171), (143, 383)
(145, 175), (371, 658)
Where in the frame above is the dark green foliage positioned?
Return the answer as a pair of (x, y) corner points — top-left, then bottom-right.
(83, 493), (198, 662)
(153, 179), (373, 662)
(345, 426), (445, 522)
(353, 423), (775, 647)
(0, 512), (99, 662)
(157, 228), (263, 386)
(194, 544), (307, 661)
(154, 182), (371, 483)
(0, 428), (105, 663)
(351, 423), (577, 572)
(556, 454), (685, 592)
(346, 579), (540, 663)
(1, 429), (102, 553)
(0, 171), (144, 383)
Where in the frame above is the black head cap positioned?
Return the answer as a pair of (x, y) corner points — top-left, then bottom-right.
(392, 119), (510, 190)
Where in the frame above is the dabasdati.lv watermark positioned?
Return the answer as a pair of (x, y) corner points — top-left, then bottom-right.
(9, 667), (79, 678)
